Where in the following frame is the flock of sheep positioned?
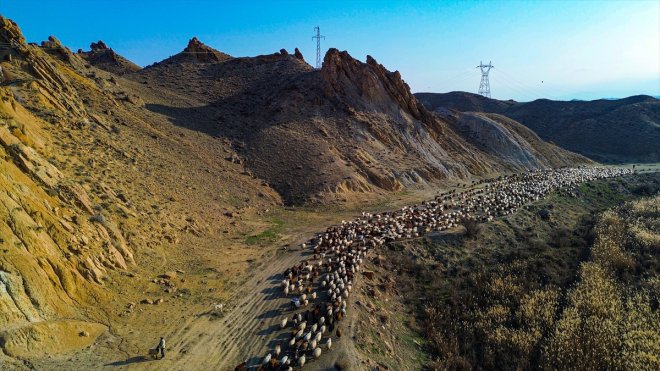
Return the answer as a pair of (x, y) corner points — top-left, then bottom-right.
(250, 167), (632, 370)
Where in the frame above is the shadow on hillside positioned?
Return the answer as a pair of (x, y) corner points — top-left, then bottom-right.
(104, 355), (155, 366)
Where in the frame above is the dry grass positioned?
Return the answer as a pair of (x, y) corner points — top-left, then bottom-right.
(382, 178), (659, 370)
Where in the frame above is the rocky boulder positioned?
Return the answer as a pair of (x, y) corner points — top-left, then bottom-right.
(294, 48), (304, 61)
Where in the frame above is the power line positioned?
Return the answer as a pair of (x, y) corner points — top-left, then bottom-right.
(476, 61), (493, 98)
(312, 26), (325, 69)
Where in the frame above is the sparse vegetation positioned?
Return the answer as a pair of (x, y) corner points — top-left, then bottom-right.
(245, 217), (284, 245)
(379, 175), (659, 370)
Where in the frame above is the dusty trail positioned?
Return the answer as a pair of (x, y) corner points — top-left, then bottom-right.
(159, 247), (307, 370)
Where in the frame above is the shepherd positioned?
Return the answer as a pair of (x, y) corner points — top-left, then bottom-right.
(290, 297), (301, 310)
(156, 337), (166, 359)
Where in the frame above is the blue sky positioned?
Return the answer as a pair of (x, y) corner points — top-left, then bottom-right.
(2, 0), (658, 101)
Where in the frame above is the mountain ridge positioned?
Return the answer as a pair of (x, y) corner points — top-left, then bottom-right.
(416, 91), (660, 162)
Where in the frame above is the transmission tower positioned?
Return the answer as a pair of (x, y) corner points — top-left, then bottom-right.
(312, 26), (325, 69)
(476, 61), (494, 98)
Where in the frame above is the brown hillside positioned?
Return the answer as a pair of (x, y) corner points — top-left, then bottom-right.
(0, 16), (279, 366)
(416, 91), (660, 163)
(131, 45), (589, 204)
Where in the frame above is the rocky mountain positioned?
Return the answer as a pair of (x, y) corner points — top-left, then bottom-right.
(77, 40), (142, 75)
(0, 16), (277, 366)
(129, 44), (589, 204)
(416, 91), (660, 163)
(0, 14), (591, 368)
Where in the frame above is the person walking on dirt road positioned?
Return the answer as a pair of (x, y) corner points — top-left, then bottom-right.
(156, 337), (166, 359)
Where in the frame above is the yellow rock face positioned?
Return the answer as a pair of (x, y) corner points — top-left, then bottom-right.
(0, 320), (107, 358)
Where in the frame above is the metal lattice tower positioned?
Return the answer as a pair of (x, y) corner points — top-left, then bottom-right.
(312, 26), (325, 69)
(476, 61), (494, 98)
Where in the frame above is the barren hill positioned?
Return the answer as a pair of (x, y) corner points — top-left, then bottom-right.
(0, 16), (278, 367)
(416, 91), (660, 163)
(129, 43), (590, 204)
(0, 14), (593, 369)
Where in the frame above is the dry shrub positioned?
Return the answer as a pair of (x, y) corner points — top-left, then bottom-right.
(591, 211), (636, 271)
(461, 217), (482, 240)
(621, 292), (660, 370)
(545, 262), (624, 370)
(628, 196), (660, 249)
(545, 197), (660, 370)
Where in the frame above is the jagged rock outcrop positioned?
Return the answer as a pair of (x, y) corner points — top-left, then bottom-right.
(321, 49), (437, 126)
(78, 39), (141, 75)
(180, 37), (232, 63)
(0, 16), (25, 46)
(294, 47), (304, 61)
(90, 40), (109, 51)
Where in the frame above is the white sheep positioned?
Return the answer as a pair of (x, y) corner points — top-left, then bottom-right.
(280, 317), (288, 329)
(313, 347), (322, 359)
(326, 338), (332, 350)
(299, 355), (306, 368)
(262, 353), (272, 364)
(274, 344), (281, 357)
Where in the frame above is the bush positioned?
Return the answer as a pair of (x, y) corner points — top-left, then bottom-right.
(461, 218), (482, 240)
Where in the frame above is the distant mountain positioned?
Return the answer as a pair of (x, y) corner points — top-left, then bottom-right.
(416, 91), (660, 163)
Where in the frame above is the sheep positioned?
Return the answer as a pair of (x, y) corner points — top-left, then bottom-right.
(280, 355), (289, 366)
(274, 344), (281, 357)
(267, 167), (632, 367)
(326, 338), (332, 350)
(280, 317), (288, 329)
(313, 347), (322, 359)
(310, 339), (317, 350)
(262, 353), (272, 365)
(299, 355), (306, 368)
